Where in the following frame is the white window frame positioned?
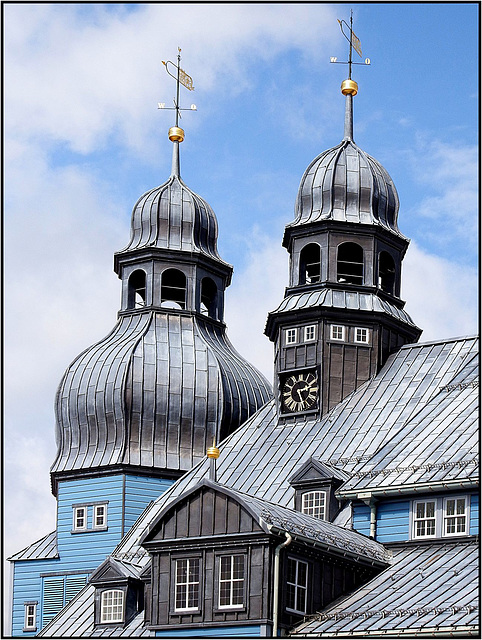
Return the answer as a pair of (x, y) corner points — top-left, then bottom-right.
(443, 496), (468, 537)
(73, 506), (87, 531)
(286, 557), (308, 614)
(93, 504), (107, 529)
(410, 496), (470, 540)
(218, 555), (245, 609)
(100, 589), (124, 624)
(24, 602), (37, 631)
(354, 327), (370, 344)
(304, 325), (316, 342)
(174, 558), (200, 612)
(412, 499), (437, 539)
(286, 328), (298, 345)
(301, 490), (327, 520)
(330, 325), (345, 341)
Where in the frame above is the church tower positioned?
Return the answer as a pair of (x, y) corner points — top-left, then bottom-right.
(10, 54), (272, 637)
(265, 25), (421, 419)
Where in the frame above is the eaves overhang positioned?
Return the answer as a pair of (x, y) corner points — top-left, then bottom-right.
(337, 478), (479, 501)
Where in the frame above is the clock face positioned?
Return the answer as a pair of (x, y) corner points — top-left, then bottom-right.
(282, 371), (319, 413)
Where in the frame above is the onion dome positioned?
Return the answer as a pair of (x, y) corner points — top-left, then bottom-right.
(51, 129), (272, 493)
(51, 310), (272, 491)
(116, 143), (226, 263)
(286, 91), (404, 238)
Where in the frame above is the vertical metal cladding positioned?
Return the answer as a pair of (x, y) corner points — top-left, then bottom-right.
(51, 311), (272, 477)
(119, 176), (221, 260)
(292, 139), (402, 234)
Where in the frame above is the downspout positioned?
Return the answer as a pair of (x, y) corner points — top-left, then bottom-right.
(358, 492), (377, 539)
(272, 531), (292, 638)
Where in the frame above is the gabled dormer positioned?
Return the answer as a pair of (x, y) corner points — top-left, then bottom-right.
(90, 557), (144, 628)
(289, 457), (349, 522)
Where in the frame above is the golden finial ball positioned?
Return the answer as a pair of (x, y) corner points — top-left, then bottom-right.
(169, 126), (185, 142)
(207, 446), (220, 459)
(341, 79), (358, 96)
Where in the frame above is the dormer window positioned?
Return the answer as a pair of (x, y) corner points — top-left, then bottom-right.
(304, 325), (316, 342)
(100, 590), (124, 624)
(175, 558), (200, 612)
(301, 490), (327, 520)
(354, 327), (370, 344)
(330, 325), (345, 341)
(337, 242), (364, 285)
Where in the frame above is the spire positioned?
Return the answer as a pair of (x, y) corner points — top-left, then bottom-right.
(158, 48), (197, 179)
(330, 11), (370, 142)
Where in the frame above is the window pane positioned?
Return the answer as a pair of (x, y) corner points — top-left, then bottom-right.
(233, 556), (244, 580)
(297, 562), (307, 587)
(445, 499), (455, 516)
(416, 503), (425, 519)
(177, 559), (187, 583)
(456, 499), (466, 514)
(426, 502), (435, 518)
(286, 583), (296, 610)
(426, 519), (435, 535)
(456, 516), (466, 532)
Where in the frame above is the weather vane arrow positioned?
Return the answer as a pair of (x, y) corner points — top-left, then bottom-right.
(329, 10), (371, 76)
(158, 47), (197, 132)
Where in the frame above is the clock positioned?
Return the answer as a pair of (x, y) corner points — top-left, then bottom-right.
(281, 370), (319, 413)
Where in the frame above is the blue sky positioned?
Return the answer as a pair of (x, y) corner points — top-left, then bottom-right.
(4, 1), (478, 606)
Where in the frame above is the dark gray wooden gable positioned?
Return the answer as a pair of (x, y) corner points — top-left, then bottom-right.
(141, 481), (265, 545)
(90, 558), (130, 584)
(289, 457), (348, 486)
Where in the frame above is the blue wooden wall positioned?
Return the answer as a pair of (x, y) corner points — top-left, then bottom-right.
(11, 473), (173, 636)
(469, 493), (479, 535)
(156, 625), (264, 637)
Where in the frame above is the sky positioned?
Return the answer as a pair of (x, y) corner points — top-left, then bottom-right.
(3, 0), (478, 613)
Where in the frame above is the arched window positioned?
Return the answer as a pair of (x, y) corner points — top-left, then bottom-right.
(379, 251), (396, 294)
(161, 269), (186, 309)
(127, 270), (146, 309)
(100, 590), (124, 623)
(299, 243), (321, 285)
(301, 491), (327, 520)
(337, 242), (364, 285)
(200, 277), (217, 318)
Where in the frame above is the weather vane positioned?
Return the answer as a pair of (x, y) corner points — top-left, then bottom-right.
(158, 47), (197, 142)
(330, 10), (371, 81)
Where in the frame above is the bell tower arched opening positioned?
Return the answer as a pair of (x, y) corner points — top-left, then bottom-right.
(337, 242), (364, 285)
(200, 277), (217, 319)
(161, 269), (186, 309)
(127, 270), (146, 309)
(379, 251), (396, 294)
(299, 243), (321, 285)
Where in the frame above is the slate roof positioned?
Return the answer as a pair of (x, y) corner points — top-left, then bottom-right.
(39, 335), (479, 636)
(8, 530), (58, 561)
(142, 479), (389, 565)
(291, 540), (479, 637)
(269, 289), (417, 328)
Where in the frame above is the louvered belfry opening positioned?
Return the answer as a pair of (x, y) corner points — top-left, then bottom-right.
(300, 243), (321, 285)
(337, 242), (364, 285)
(161, 268), (187, 309)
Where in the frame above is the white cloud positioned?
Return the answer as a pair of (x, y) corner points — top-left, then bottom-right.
(402, 241), (478, 341)
(405, 137), (478, 256)
(5, 3), (338, 157)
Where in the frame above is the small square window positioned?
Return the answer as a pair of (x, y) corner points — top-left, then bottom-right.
(354, 327), (370, 343)
(73, 507), (87, 531)
(286, 328), (298, 345)
(94, 505), (107, 529)
(304, 325), (316, 342)
(24, 603), (37, 631)
(330, 325), (345, 341)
